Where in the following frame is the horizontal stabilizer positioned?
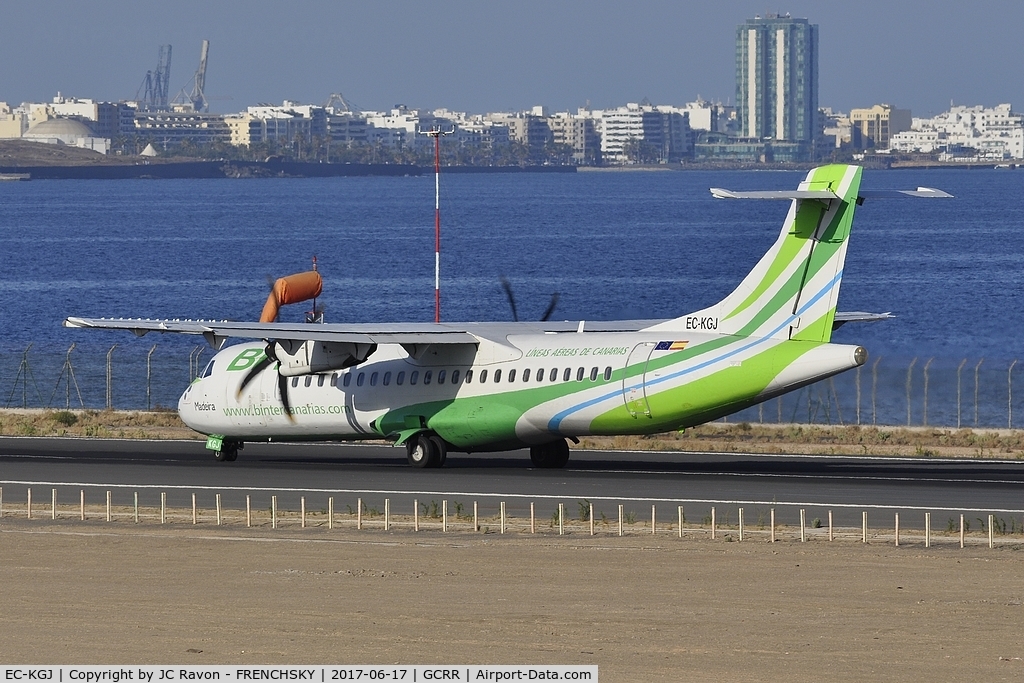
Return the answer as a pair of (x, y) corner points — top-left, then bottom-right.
(833, 311), (893, 330)
(711, 187), (952, 200)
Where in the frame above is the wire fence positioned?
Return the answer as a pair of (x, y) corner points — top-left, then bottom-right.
(3, 346), (1024, 429)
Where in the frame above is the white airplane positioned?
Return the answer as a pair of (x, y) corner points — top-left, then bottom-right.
(65, 164), (950, 469)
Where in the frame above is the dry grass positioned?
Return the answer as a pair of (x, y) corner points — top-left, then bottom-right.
(0, 408), (198, 440)
(581, 422), (1024, 459)
(3, 409), (1024, 459)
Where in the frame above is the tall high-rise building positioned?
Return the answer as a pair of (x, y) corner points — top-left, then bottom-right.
(735, 14), (818, 142)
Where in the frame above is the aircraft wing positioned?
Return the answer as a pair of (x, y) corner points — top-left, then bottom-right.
(63, 316), (667, 349)
(711, 187), (952, 200)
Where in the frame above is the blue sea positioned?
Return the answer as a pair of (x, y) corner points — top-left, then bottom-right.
(1, 167), (1023, 423)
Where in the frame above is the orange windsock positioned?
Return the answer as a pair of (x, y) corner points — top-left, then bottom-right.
(260, 271), (323, 323)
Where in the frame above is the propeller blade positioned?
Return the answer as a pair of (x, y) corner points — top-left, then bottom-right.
(499, 276), (519, 322)
(278, 370), (295, 423)
(540, 292), (560, 322)
(235, 355), (273, 399)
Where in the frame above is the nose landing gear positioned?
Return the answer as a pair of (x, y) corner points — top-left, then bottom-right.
(215, 440), (242, 462)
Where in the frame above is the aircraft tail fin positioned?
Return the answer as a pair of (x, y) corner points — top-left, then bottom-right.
(645, 164), (863, 343)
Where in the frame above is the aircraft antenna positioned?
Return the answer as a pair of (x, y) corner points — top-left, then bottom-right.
(418, 126), (454, 323)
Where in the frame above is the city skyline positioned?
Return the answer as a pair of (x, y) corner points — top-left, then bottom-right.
(2, 1), (1023, 117)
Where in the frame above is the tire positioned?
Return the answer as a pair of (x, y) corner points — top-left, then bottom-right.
(407, 434), (439, 468)
(217, 441), (240, 462)
(530, 439), (570, 468)
(429, 435), (448, 468)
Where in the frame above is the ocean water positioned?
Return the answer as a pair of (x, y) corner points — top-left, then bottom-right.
(1, 167), (1022, 421)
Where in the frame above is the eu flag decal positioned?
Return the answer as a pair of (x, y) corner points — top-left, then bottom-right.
(655, 341), (689, 351)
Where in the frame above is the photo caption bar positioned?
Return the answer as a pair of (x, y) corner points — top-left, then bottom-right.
(1, 667), (597, 683)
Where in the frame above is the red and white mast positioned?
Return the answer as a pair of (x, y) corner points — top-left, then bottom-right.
(419, 126), (453, 323)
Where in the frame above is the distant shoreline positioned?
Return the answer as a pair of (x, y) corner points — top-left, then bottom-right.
(0, 159), (1017, 180)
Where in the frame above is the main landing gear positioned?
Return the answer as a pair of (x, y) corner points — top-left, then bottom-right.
(530, 439), (570, 469)
(406, 433), (448, 468)
(215, 440), (242, 462)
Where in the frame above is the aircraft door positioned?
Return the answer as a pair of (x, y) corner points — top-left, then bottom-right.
(622, 342), (655, 418)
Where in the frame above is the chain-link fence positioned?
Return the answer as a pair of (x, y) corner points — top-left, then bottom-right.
(3, 346), (1024, 429)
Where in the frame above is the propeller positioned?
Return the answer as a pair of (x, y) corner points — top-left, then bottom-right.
(234, 350), (295, 422)
(500, 276), (559, 322)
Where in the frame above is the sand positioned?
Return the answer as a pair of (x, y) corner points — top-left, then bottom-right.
(2, 518), (1023, 682)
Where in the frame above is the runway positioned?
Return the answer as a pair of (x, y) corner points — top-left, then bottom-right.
(1, 436), (1023, 527)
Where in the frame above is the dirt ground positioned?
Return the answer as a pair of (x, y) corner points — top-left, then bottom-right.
(1, 519), (1023, 682)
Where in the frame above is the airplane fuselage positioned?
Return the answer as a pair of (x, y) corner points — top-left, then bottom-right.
(181, 329), (864, 452)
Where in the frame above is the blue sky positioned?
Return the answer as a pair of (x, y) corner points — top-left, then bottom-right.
(2, 1), (1022, 117)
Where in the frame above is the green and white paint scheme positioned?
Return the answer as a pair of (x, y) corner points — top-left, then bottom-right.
(65, 164), (950, 468)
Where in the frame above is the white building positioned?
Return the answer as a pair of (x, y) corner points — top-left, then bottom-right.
(894, 103), (1024, 159)
(23, 117), (110, 154)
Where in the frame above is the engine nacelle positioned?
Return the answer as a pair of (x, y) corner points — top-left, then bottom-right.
(267, 339), (377, 377)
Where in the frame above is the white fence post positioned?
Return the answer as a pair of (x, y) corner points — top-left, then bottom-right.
(618, 504), (623, 537)
(862, 511), (867, 543)
(828, 510), (834, 542)
(738, 508), (744, 542)
(81, 490), (85, 521)
(442, 500), (448, 532)
(529, 502), (534, 534)
(216, 493), (222, 526)
(800, 509), (806, 542)
(27, 488), (32, 519)
(651, 504), (656, 535)
(989, 513), (994, 549)
(329, 496), (334, 530)
(960, 513), (965, 548)
(357, 497), (362, 530)
(500, 501), (506, 534)
(51, 488), (56, 520)
(133, 491), (139, 524)
(678, 506), (683, 539)
(246, 495), (251, 528)
(558, 503), (564, 535)
(894, 512), (900, 546)
(192, 493), (197, 525)
(925, 512), (931, 548)
(589, 503), (594, 536)
(770, 508), (775, 543)
(413, 499), (419, 532)
(711, 506), (716, 540)
(160, 492), (166, 524)
(271, 495), (277, 529)
(301, 496), (306, 528)
(384, 498), (390, 531)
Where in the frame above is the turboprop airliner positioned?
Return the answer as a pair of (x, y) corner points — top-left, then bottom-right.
(65, 164), (950, 469)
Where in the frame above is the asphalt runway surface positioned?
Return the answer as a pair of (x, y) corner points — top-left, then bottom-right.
(1, 436), (1023, 528)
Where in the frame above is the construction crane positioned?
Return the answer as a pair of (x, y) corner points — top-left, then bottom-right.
(323, 93), (359, 114)
(137, 45), (172, 110)
(172, 40), (210, 112)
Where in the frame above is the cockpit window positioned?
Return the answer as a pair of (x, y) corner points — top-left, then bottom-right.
(200, 360), (215, 378)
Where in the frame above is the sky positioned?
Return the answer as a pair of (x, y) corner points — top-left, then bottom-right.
(2, 1), (1023, 117)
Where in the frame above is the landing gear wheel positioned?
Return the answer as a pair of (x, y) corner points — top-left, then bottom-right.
(407, 434), (439, 468)
(530, 439), (570, 469)
(429, 435), (448, 468)
(215, 441), (241, 462)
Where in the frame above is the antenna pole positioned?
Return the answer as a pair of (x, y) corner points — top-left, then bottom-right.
(419, 126), (454, 323)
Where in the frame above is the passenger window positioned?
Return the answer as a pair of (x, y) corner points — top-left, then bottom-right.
(343, 373), (351, 387)
(424, 370), (432, 385)
(522, 368), (531, 382)
(549, 368), (558, 382)
(508, 369), (516, 382)
(604, 366), (612, 381)
(537, 368), (544, 382)
(479, 369), (488, 383)
(576, 367), (584, 381)
(383, 371), (391, 386)
(410, 371), (419, 385)
(563, 368), (571, 382)
(318, 374), (326, 387)
(493, 369), (502, 383)
(291, 377), (299, 388)
(357, 373), (365, 387)
(304, 376), (312, 388)
(397, 371), (405, 385)
(330, 373), (338, 387)
(590, 367), (598, 381)
(451, 370), (460, 384)
(437, 369), (446, 384)
(465, 370), (473, 383)
(370, 372), (378, 386)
